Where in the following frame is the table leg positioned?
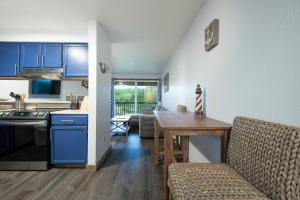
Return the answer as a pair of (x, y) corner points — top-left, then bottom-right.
(181, 136), (189, 162)
(220, 130), (229, 163)
(225, 130), (230, 161)
(111, 122), (127, 132)
(126, 121), (129, 136)
(221, 135), (225, 163)
(154, 119), (160, 165)
(164, 130), (173, 200)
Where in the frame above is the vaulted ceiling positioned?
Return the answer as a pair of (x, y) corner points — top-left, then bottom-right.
(0, 0), (204, 75)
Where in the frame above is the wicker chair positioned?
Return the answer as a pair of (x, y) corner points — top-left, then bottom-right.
(168, 116), (300, 200)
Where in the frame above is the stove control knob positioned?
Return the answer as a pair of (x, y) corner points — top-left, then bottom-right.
(33, 112), (38, 117)
(0, 112), (3, 116)
(4, 112), (10, 116)
(39, 112), (44, 116)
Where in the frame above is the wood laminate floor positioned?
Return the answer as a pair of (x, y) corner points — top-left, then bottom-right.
(0, 134), (164, 200)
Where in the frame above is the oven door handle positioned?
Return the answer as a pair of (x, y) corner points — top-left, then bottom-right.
(0, 120), (48, 127)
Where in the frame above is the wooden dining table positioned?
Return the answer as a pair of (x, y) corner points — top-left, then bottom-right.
(153, 111), (232, 200)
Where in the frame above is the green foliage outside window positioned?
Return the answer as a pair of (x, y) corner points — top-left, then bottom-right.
(114, 83), (158, 114)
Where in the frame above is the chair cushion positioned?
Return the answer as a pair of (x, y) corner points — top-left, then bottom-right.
(168, 163), (269, 200)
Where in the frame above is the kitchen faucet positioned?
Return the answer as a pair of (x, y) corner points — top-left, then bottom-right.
(9, 92), (23, 110)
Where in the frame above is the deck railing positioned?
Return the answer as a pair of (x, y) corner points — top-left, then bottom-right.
(115, 102), (157, 115)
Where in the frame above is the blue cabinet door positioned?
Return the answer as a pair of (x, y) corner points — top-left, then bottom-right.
(20, 43), (41, 68)
(42, 43), (63, 68)
(64, 44), (88, 77)
(0, 43), (19, 77)
(51, 126), (87, 164)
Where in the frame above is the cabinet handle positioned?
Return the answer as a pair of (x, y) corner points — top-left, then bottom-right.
(42, 55), (44, 66)
(61, 120), (75, 124)
(37, 55), (39, 66)
(14, 64), (17, 74)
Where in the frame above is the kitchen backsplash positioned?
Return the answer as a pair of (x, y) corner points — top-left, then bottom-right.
(0, 80), (88, 101)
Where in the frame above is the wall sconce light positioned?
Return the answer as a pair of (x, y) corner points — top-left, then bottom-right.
(81, 80), (88, 89)
(99, 62), (109, 74)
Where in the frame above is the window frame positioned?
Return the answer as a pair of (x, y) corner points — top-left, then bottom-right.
(113, 79), (159, 115)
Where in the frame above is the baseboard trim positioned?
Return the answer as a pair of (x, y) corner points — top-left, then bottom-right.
(86, 165), (96, 169)
(96, 146), (112, 170)
(53, 165), (87, 168)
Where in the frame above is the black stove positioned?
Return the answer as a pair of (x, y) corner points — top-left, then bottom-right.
(0, 108), (52, 170)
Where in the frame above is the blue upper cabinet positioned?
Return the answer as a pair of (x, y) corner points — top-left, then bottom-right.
(0, 43), (19, 77)
(0, 42), (87, 78)
(20, 43), (63, 70)
(20, 43), (41, 68)
(42, 43), (63, 68)
(64, 43), (88, 77)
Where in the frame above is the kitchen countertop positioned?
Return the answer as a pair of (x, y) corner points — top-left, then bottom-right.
(26, 100), (70, 104)
(0, 100), (70, 104)
(50, 109), (88, 115)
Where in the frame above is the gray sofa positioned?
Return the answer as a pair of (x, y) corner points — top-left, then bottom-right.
(139, 106), (167, 138)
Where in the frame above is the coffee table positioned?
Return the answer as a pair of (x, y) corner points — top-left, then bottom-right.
(110, 115), (131, 136)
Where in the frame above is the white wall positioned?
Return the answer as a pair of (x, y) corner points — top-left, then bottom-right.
(0, 80), (88, 101)
(96, 23), (112, 164)
(0, 32), (87, 42)
(162, 0), (300, 163)
(88, 21), (112, 166)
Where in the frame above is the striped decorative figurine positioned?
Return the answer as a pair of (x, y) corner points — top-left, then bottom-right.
(194, 84), (203, 117)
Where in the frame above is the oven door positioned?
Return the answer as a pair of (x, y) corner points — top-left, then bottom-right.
(0, 120), (49, 170)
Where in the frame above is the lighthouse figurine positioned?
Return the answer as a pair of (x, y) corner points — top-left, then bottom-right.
(194, 84), (204, 117)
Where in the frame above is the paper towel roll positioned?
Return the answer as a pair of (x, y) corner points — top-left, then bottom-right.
(80, 96), (88, 111)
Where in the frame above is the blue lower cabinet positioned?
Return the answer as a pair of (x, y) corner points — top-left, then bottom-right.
(51, 126), (87, 165)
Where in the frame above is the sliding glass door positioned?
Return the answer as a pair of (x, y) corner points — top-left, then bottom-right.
(114, 80), (158, 115)
(114, 81), (136, 115)
(136, 81), (158, 113)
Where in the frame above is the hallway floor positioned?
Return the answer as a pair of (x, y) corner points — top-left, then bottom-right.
(0, 134), (164, 200)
